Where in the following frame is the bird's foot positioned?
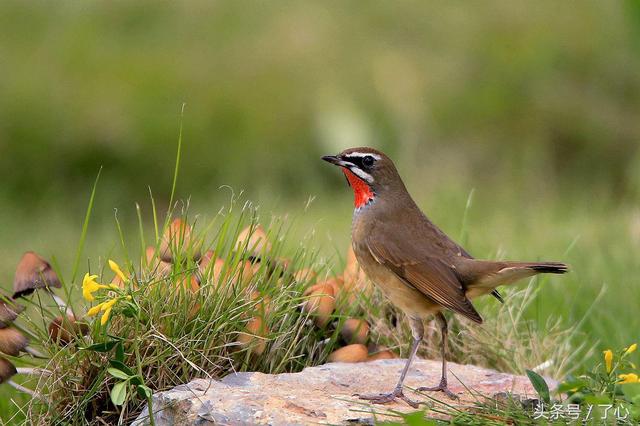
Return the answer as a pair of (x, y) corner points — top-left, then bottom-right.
(356, 387), (421, 408)
(416, 380), (459, 400)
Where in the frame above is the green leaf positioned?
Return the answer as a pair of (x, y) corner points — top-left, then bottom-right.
(110, 381), (128, 406)
(526, 370), (550, 404)
(80, 340), (119, 352)
(121, 304), (137, 318)
(556, 379), (587, 394)
(109, 360), (136, 377)
(137, 384), (152, 399)
(107, 368), (131, 380)
(115, 342), (125, 362)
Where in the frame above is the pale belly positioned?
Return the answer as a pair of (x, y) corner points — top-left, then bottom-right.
(353, 244), (441, 319)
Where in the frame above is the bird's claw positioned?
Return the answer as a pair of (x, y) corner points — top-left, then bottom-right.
(356, 388), (421, 408)
(416, 381), (459, 400)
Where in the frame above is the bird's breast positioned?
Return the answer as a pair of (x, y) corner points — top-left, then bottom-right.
(350, 222), (441, 319)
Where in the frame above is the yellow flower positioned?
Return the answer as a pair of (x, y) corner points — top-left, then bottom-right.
(86, 302), (106, 316)
(618, 373), (639, 384)
(624, 343), (637, 356)
(108, 260), (128, 284)
(101, 298), (118, 311)
(604, 349), (613, 373)
(99, 299), (118, 325)
(101, 306), (113, 325)
(87, 298), (118, 325)
(82, 273), (109, 302)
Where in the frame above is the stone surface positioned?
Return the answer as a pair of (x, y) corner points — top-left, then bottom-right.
(133, 358), (545, 425)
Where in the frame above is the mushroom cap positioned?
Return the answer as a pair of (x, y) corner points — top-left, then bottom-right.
(235, 225), (272, 259)
(0, 327), (28, 356)
(176, 274), (200, 295)
(293, 268), (316, 283)
(0, 298), (24, 328)
(302, 283), (336, 328)
(144, 246), (172, 278)
(340, 318), (370, 345)
(159, 219), (201, 263)
(0, 357), (17, 384)
(197, 250), (216, 274)
(327, 344), (369, 363)
(237, 316), (268, 355)
(48, 314), (90, 346)
(13, 251), (61, 299)
(367, 349), (398, 361)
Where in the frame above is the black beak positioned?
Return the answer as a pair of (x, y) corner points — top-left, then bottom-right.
(322, 154), (353, 187)
(321, 155), (341, 165)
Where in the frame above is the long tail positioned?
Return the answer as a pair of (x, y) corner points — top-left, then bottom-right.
(464, 260), (569, 299)
(512, 261), (569, 274)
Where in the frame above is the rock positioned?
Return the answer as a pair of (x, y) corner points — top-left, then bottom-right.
(133, 359), (548, 425)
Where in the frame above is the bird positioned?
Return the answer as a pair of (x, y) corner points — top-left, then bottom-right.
(322, 147), (568, 407)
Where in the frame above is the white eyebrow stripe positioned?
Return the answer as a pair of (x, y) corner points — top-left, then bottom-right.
(345, 152), (381, 160)
(349, 166), (374, 183)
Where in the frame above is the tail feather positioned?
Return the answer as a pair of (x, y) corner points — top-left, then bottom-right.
(464, 260), (569, 299)
(524, 262), (569, 274)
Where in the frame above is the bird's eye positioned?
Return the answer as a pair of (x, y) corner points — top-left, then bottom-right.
(362, 155), (375, 168)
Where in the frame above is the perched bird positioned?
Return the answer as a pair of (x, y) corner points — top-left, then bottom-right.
(322, 147), (568, 406)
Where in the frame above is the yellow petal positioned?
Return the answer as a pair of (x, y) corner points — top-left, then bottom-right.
(619, 373), (639, 384)
(100, 307), (112, 326)
(604, 350), (613, 373)
(109, 260), (128, 283)
(624, 343), (637, 356)
(100, 298), (117, 311)
(82, 273), (108, 302)
(82, 273), (97, 301)
(87, 302), (105, 316)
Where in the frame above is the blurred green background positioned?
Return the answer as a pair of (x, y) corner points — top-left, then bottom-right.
(1, 0), (639, 360)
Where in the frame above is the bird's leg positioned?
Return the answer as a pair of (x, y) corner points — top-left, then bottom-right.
(358, 318), (423, 408)
(417, 312), (458, 399)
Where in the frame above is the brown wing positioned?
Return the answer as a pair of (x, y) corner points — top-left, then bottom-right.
(366, 233), (483, 324)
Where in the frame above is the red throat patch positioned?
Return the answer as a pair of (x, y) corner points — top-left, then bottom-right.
(342, 168), (375, 208)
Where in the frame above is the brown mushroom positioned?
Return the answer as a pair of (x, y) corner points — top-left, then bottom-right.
(0, 298), (24, 329)
(342, 245), (371, 297)
(340, 319), (369, 345)
(293, 268), (316, 283)
(367, 349), (398, 361)
(237, 316), (268, 355)
(274, 257), (292, 271)
(12, 252), (62, 299)
(48, 314), (90, 346)
(248, 290), (272, 317)
(327, 344), (369, 363)
(0, 328), (28, 357)
(302, 282), (336, 328)
(235, 225), (272, 260)
(175, 274), (200, 294)
(0, 357), (17, 384)
(201, 257), (255, 290)
(145, 246), (172, 278)
(159, 219), (201, 263)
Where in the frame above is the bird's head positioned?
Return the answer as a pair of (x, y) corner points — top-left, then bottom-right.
(322, 147), (403, 209)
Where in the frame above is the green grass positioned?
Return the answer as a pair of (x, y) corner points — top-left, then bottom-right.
(4, 203), (344, 424)
(1, 187), (637, 423)
(1, 130), (638, 423)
